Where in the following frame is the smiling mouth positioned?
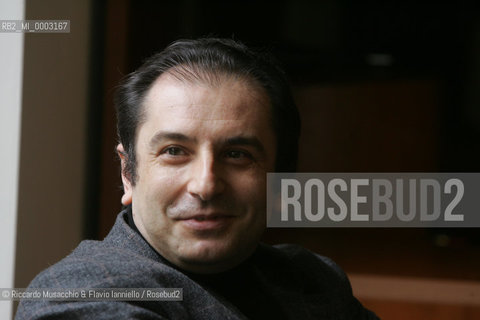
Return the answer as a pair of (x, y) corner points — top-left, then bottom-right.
(192, 216), (223, 221)
(179, 215), (235, 231)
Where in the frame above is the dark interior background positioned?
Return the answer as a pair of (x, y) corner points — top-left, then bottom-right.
(87, 0), (480, 284)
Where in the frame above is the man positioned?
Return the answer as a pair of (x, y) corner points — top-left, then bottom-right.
(16, 38), (378, 319)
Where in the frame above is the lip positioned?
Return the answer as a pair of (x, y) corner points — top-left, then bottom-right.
(178, 214), (235, 231)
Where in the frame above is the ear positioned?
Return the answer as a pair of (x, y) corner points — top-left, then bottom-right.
(117, 144), (133, 206)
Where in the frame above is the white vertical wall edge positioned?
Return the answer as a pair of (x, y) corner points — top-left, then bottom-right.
(0, 0), (25, 319)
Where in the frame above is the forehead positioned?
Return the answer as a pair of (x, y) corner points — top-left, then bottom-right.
(141, 72), (271, 128)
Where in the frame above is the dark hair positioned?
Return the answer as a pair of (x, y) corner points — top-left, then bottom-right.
(115, 38), (300, 184)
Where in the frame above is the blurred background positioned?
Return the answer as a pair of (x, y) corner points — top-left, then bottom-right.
(1, 0), (480, 319)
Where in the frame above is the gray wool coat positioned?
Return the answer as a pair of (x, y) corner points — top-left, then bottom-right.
(15, 210), (378, 319)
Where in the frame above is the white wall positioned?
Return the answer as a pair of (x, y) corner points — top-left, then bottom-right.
(14, 0), (92, 296)
(0, 0), (93, 317)
(0, 1), (25, 319)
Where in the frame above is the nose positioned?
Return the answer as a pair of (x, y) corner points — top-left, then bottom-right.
(186, 150), (225, 201)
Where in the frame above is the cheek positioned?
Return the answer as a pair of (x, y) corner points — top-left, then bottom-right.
(231, 171), (267, 205)
(135, 167), (185, 209)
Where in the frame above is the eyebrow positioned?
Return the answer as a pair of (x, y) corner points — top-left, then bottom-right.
(148, 131), (265, 155)
(224, 136), (266, 156)
(149, 131), (196, 149)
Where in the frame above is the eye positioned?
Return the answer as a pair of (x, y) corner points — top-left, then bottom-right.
(224, 149), (254, 165)
(226, 150), (248, 159)
(161, 146), (187, 156)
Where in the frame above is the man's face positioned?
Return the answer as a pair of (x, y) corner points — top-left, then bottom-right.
(119, 73), (276, 273)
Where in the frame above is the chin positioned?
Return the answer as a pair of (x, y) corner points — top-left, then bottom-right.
(178, 239), (256, 273)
